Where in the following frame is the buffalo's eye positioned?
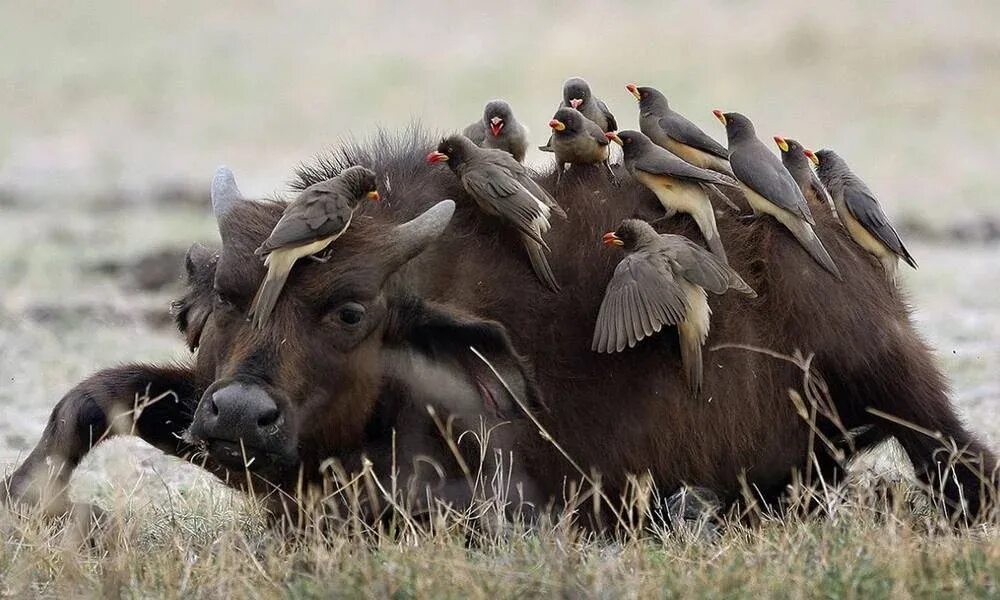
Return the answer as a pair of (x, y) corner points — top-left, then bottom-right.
(335, 302), (366, 326)
(213, 290), (236, 309)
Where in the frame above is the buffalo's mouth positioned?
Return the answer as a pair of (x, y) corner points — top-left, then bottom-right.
(196, 437), (298, 476)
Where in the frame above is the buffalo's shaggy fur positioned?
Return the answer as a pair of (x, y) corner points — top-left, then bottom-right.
(5, 126), (996, 525)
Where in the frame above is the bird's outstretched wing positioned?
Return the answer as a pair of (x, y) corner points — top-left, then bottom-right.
(592, 252), (688, 353)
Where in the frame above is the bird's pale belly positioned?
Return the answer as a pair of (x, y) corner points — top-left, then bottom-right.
(839, 202), (892, 259)
(635, 172), (703, 214)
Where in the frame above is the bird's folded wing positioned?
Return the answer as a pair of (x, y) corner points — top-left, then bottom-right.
(257, 199), (348, 254)
(634, 152), (727, 186)
(731, 148), (815, 223)
(463, 166), (550, 242)
(587, 121), (611, 147)
(844, 186), (911, 260)
(658, 113), (729, 160)
(597, 99), (618, 131)
(592, 254), (688, 353)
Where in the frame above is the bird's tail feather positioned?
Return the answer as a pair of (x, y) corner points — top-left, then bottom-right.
(785, 218), (843, 281)
(249, 252), (296, 329)
(881, 255), (899, 286)
(677, 320), (703, 399)
(703, 183), (742, 213)
(522, 234), (560, 293)
(692, 201), (728, 264)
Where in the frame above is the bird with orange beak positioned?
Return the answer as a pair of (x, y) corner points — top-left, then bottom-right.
(539, 77), (618, 152)
(427, 134), (564, 292)
(250, 166), (380, 328)
(547, 107), (617, 186)
(810, 148), (917, 284)
(773, 135), (836, 217)
(714, 110), (842, 280)
(462, 100), (530, 163)
(593, 219), (755, 397)
(627, 83), (735, 179)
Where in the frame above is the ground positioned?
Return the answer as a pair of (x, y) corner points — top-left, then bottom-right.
(2, 0), (999, 596)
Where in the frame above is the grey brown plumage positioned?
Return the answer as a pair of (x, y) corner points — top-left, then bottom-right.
(628, 84), (735, 179)
(428, 134), (563, 292)
(812, 148), (916, 283)
(549, 107), (615, 185)
(250, 166), (379, 328)
(540, 77), (617, 152)
(615, 130), (737, 263)
(715, 111), (843, 280)
(774, 136), (835, 218)
(592, 219), (755, 396)
(462, 100), (530, 162)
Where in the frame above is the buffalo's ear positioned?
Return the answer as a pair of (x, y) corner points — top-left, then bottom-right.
(171, 243), (218, 351)
(384, 296), (543, 419)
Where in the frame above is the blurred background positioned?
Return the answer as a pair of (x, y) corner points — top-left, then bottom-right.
(2, 1), (998, 473)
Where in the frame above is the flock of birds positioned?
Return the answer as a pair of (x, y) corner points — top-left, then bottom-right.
(246, 76), (918, 397)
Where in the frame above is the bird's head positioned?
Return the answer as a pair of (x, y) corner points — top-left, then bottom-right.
(549, 107), (584, 135)
(427, 135), (477, 168)
(563, 77), (592, 109)
(603, 218), (656, 251)
(626, 84), (668, 114)
(484, 100), (514, 137)
(336, 165), (381, 203)
(714, 110), (755, 143)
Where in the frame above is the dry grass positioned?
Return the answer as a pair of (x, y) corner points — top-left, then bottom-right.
(3, 351), (1000, 599)
(3, 453), (1000, 598)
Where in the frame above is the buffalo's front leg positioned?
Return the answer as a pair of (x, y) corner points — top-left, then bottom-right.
(2, 364), (200, 515)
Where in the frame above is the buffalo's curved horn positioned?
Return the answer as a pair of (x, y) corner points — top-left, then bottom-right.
(384, 199), (456, 271)
(211, 166), (242, 220)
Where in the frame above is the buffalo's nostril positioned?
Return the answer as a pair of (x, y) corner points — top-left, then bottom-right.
(257, 407), (280, 429)
(209, 397), (220, 416)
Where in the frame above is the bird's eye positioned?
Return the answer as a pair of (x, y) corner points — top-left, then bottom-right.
(336, 302), (366, 326)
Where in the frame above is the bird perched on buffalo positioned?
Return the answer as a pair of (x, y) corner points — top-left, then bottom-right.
(714, 110), (842, 280)
(627, 84), (735, 179)
(427, 134), (565, 292)
(774, 136), (835, 217)
(462, 100), (530, 163)
(548, 107), (617, 186)
(593, 219), (756, 397)
(540, 77), (618, 152)
(613, 130), (739, 263)
(250, 166), (380, 328)
(808, 148), (917, 284)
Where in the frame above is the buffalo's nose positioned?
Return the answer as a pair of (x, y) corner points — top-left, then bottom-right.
(199, 383), (281, 446)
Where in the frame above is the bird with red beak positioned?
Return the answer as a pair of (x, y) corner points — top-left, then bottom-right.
(539, 77), (618, 153)
(626, 83), (735, 180)
(593, 219), (755, 397)
(426, 134), (565, 292)
(461, 100), (530, 162)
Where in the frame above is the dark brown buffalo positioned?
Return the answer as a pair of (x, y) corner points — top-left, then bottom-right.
(4, 130), (996, 525)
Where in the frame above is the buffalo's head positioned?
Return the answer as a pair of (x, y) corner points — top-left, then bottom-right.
(176, 167), (538, 485)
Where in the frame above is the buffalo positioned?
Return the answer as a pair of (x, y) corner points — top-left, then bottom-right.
(4, 129), (996, 527)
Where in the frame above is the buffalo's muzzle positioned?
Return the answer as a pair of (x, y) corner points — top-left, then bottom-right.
(188, 381), (295, 472)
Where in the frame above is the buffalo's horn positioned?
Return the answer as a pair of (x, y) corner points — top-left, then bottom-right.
(385, 199), (456, 269)
(211, 166), (242, 220)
